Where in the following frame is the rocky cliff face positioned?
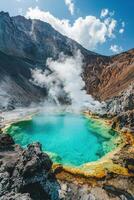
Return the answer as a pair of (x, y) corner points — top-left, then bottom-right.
(84, 49), (134, 101)
(98, 49), (134, 101)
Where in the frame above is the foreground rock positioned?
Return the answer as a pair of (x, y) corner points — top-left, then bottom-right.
(0, 134), (60, 200)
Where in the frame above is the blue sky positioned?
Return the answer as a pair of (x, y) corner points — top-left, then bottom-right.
(0, 0), (134, 55)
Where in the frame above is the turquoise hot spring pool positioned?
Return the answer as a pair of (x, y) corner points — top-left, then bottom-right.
(7, 113), (118, 167)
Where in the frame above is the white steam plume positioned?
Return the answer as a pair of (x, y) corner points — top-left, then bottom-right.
(31, 51), (103, 112)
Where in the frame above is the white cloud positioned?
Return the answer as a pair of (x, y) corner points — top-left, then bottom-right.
(110, 44), (123, 53)
(101, 8), (109, 18)
(101, 9), (115, 19)
(104, 17), (117, 37)
(119, 28), (124, 34)
(26, 7), (117, 50)
(122, 21), (125, 27)
(119, 21), (125, 34)
(65, 0), (74, 15)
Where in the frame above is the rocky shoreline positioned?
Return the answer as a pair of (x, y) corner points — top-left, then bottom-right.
(0, 111), (134, 200)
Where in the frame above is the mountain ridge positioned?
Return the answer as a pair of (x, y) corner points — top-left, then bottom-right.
(0, 11), (98, 62)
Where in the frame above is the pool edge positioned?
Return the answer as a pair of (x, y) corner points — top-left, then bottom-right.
(2, 110), (134, 183)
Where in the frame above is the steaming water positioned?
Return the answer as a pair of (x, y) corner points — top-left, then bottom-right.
(7, 113), (118, 166)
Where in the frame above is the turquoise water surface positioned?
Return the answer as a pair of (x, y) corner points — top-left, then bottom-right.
(7, 113), (118, 166)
